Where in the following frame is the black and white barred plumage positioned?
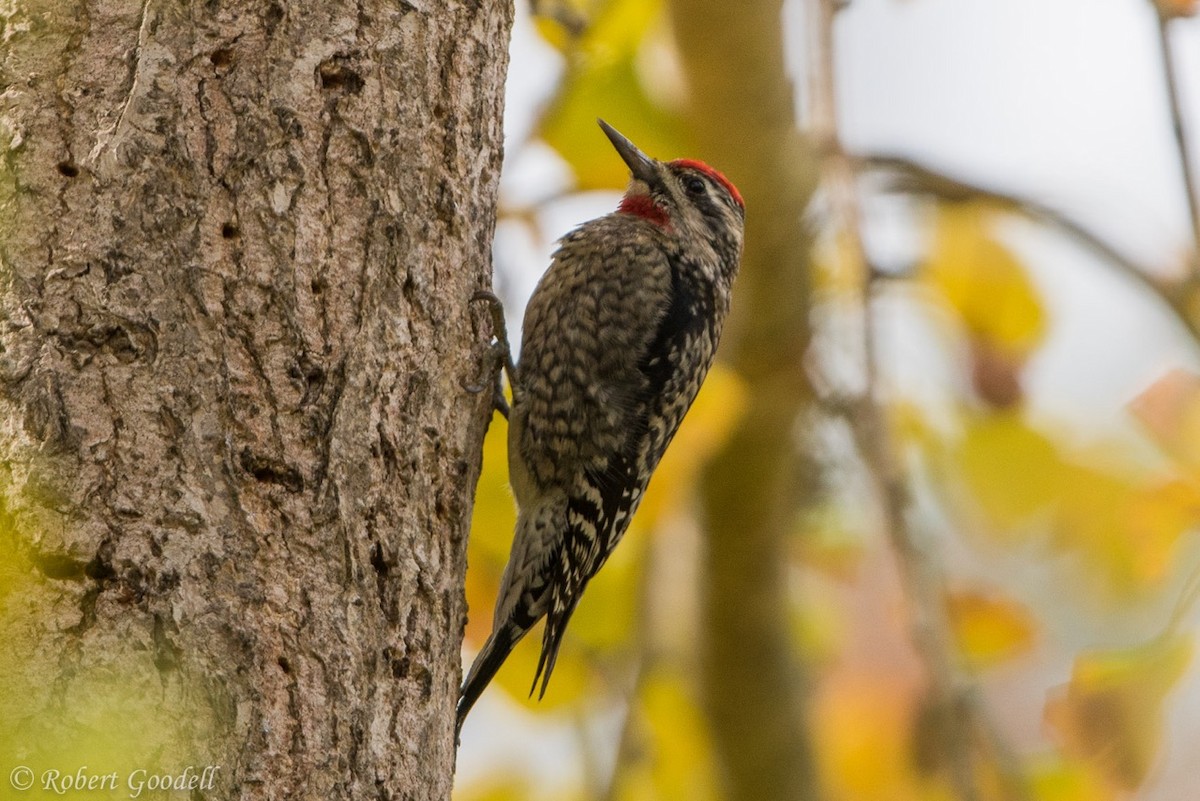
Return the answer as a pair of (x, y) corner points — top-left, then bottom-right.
(457, 121), (744, 736)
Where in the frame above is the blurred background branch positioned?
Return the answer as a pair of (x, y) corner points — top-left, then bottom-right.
(809, 2), (1024, 800)
(1153, 1), (1200, 274)
(668, 0), (822, 799)
(860, 153), (1200, 343)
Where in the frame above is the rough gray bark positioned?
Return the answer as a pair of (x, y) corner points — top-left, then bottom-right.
(0, 1), (511, 798)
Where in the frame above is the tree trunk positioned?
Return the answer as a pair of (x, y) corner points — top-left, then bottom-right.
(668, 0), (823, 799)
(0, 1), (511, 799)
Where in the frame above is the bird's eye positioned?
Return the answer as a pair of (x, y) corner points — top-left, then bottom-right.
(683, 175), (706, 196)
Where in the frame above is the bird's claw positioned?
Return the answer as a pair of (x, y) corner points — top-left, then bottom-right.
(467, 290), (518, 417)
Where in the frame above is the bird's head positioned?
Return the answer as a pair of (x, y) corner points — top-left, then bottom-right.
(599, 119), (745, 280)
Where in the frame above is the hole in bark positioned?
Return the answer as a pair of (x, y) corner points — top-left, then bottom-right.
(317, 58), (363, 94)
(370, 542), (388, 577)
(289, 354), (325, 404)
(391, 655), (409, 679)
(416, 665), (433, 699)
(272, 106), (303, 139)
(84, 554), (116, 582)
(210, 48), (233, 69)
(265, 2), (284, 36)
(277, 656), (291, 674)
(57, 160), (79, 178)
(158, 569), (180, 593)
(123, 564), (147, 600)
(311, 277), (325, 294)
(101, 250), (133, 284)
(221, 222), (238, 239)
(238, 448), (304, 493)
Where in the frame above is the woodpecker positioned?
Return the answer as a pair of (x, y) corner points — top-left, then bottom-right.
(458, 120), (744, 736)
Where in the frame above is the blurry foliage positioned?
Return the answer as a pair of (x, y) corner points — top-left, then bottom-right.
(608, 667), (723, 801)
(0, 489), (212, 801)
(939, 409), (1199, 594)
(1132, 368), (1200, 471)
(813, 673), (928, 800)
(922, 204), (1046, 363)
(944, 587), (1037, 670)
(1046, 637), (1193, 791)
(1026, 758), (1116, 801)
(537, 0), (690, 189)
(462, 0), (1200, 799)
(457, 771), (589, 801)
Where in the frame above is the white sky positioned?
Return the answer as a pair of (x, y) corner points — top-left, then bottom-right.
(839, 0), (1194, 261)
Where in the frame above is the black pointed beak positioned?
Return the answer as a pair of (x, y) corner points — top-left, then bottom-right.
(598, 119), (657, 185)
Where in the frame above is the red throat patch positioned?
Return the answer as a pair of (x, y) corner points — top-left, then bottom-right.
(618, 194), (670, 228)
(669, 158), (744, 209)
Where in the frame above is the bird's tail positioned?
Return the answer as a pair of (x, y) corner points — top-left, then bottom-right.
(456, 622), (527, 738)
(457, 500), (563, 738)
(530, 594), (580, 700)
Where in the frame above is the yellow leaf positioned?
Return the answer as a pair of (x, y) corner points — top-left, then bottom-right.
(538, 0), (690, 190)
(1129, 368), (1200, 473)
(1026, 757), (1116, 801)
(0, 470), (218, 801)
(1053, 467), (1196, 593)
(452, 776), (533, 801)
(453, 774), (587, 801)
(611, 668), (720, 801)
(945, 587), (1037, 669)
(814, 674), (949, 801)
(0, 626), (216, 801)
(957, 411), (1066, 529)
(1045, 636), (1193, 791)
(0, 515), (33, 609)
(954, 411), (1193, 594)
(922, 204), (1046, 359)
(1121, 479), (1200, 585)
